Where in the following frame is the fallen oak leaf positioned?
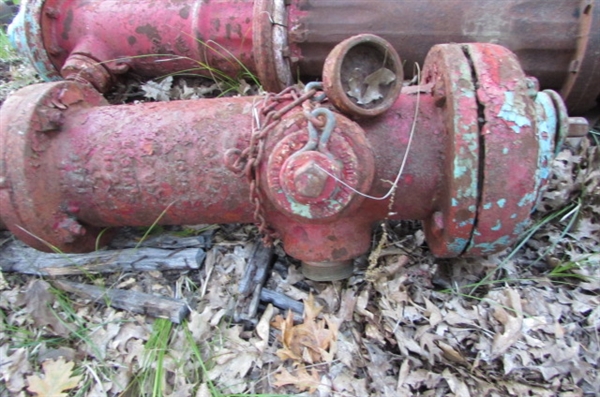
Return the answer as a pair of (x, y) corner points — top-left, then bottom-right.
(273, 365), (321, 393)
(272, 294), (337, 364)
(27, 358), (82, 397)
(491, 288), (523, 358)
(25, 280), (71, 337)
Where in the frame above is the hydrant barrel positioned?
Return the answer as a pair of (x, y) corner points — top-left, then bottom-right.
(0, 43), (571, 278)
(9, 0), (600, 114)
(0, 81), (257, 252)
(0, 81), (446, 256)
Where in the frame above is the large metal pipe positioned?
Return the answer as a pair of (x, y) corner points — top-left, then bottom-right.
(0, 43), (577, 280)
(289, 0), (600, 115)
(9, 0), (600, 115)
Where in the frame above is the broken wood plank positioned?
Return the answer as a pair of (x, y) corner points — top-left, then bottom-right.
(260, 288), (304, 314)
(53, 280), (190, 323)
(238, 241), (274, 296)
(0, 242), (203, 276)
(234, 240), (274, 323)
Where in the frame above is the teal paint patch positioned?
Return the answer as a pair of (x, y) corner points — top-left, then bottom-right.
(532, 92), (557, 208)
(8, 0), (60, 81)
(447, 238), (469, 254)
(502, 147), (509, 155)
(468, 205), (476, 212)
(474, 235), (511, 253)
(513, 219), (531, 235)
(289, 201), (312, 219)
(483, 202), (492, 210)
(452, 131), (478, 198)
(325, 199), (343, 213)
(458, 219), (475, 228)
(452, 198), (458, 207)
(491, 220), (502, 231)
(498, 91), (532, 134)
(510, 213), (517, 219)
(518, 192), (536, 207)
(497, 199), (506, 208)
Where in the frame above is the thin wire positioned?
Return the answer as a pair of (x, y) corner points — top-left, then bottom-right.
(316, 63), (422, 201)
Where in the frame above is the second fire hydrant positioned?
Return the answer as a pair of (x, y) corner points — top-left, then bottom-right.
(0, 43), (581, 280)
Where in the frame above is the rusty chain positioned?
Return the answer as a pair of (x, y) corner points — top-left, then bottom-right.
(227, 84), (327, 245)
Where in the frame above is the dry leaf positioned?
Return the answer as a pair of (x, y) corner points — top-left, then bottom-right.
(255, 303), (273, 352)
(347, 67), (396, 105)
(437, 341), (468, 365)
(141, 76), (173, 102)
(424, 297), (442, 327)
(491, 288), (523, 357)
(273, 294), (337, 364)
(442, 368), (471, 397)
(27, 358), (82, 397)
(25, 280), (71, 337)
(273, 365), (321, 393)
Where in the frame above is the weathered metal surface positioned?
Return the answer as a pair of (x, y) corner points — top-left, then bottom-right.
(11, 0), (256, 86)
(560, 0), (600, 115)
(289, 0), (600, 115)
(9, 0), (600, 114)
(8, 0), (61, 81)
(420, 44), (480, 257)
(463, 43), (541, 255)
(0, 44), (569, 279)
(265, 110), (374, 220)
(253, 0), (294, 92)
(322, 34), (403, 118)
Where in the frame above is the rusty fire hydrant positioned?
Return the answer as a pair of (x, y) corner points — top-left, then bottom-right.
(8, 0), (600, 115)
(0, 42), (586, 280)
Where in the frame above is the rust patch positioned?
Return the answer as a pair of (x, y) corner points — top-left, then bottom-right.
(61, 9), (73, 41)
(135, 24), (161, 42)
(332, 247), (349, 260)
(179, 5), (190, 19)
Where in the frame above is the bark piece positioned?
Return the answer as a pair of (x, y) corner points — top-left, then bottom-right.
(52, 280), (189, 323)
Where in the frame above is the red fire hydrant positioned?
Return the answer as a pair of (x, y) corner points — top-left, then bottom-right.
(0, 43), (583, 280)
(8, 0), (600, 115)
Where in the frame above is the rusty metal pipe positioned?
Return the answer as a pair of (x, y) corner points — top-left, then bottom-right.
(0, 43), (578, 280)
(9, 0), (600, 114)
(0, 81), (444, 252)
(289, 0), (600, 115)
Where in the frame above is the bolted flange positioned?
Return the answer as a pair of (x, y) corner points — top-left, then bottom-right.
(421, 43), (565, 257)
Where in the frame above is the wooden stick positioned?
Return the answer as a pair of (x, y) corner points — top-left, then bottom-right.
(0, 245), (202, 276)
(260, 288), (304, 314)
(52, 280), (190, 323)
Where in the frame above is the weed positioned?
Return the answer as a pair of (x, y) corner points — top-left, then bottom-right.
(0, 29), (17, 62)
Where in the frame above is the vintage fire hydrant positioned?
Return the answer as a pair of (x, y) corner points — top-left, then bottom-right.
(8, 0), (600, 115)
(0, 42), (586, 280)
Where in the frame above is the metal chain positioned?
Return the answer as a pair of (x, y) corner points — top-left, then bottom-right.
(230, 84), (325, 245)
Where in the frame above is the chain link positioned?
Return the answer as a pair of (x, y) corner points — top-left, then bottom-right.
(230, 84), (325, 245)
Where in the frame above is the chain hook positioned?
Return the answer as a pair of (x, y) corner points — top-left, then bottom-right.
(304, 82), (327, 103)
(298, 107), (336, 157)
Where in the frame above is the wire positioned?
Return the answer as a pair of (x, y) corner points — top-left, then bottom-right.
(316, 63), (422, 201)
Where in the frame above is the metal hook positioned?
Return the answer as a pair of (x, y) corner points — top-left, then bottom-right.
(311, 108), (336, 154)
(296, 107), (336, 154)
(304, 82), (327, 103)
